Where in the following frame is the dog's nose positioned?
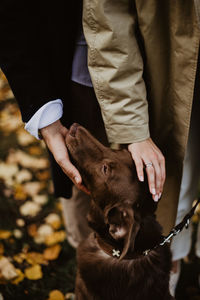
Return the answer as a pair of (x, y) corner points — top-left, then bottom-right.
(69, 123), (80, 137)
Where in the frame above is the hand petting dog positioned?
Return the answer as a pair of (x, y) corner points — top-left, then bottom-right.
(41, 120), (165, 201)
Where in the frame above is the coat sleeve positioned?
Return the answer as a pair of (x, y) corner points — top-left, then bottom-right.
(0, 0), (79, 123)
(0, 0), (56, 122)
(83, 0), (150, 144)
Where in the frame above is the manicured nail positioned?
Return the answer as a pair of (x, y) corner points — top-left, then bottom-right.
(159, 193), (162, 199)
(154, 195), (159, 202)
(139, 176), (144, 182)
(152, 188), (156, 195)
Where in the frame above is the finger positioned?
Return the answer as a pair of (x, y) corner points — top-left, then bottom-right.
(132, 157), (144, 182)
(152, 151), (165, 197)
(60, 126), (68, 136)
(77, 183), (91, 195)
(61, 159), (82, 184)
(149, 141), (166, 196)
(151, 143), (165, 183)
(159, 155), (166, 191)
(46, 133), (82, 183)
(61, 163), (91, 195)
(144, 162), (156, 197)
(151, 158), (162, 197)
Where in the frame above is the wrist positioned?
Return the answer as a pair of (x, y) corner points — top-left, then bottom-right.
(40, 120), (61, 138)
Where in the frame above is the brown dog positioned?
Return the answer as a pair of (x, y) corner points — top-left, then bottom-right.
(66, 123), (174, 300)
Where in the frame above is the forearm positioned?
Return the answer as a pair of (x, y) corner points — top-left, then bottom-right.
(83, 0), (149, 144)
(83, 0), (165, 199)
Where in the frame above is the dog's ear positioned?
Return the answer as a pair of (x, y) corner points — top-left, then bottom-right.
(105, 204), (140, 260)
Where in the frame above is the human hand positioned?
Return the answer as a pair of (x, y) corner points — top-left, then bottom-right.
(128, 138), (165, 202)
(40, 120), (90, 195)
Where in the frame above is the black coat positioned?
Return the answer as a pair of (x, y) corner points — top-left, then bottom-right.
(0, 0), (86, 198)
(0, 0), (82, 120)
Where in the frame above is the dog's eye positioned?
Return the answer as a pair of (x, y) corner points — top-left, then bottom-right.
(102, 164), (109, 175)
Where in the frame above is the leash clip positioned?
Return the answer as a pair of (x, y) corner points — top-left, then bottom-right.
(185, 219), (190, 229)
(159, 232), (174, 246)
(171, 228), (181, 236)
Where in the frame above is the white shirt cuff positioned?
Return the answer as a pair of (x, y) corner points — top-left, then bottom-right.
(24, 99), (63, 139)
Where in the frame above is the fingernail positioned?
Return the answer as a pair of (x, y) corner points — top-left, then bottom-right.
(154, 195), (159, 202)
(74, 176), (80, 184)
(152, 188), (156, 195)
(159, 193), (162, 199)
(139, 176), (144, 182)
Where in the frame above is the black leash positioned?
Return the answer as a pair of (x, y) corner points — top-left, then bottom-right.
(143, 197), (200, 256)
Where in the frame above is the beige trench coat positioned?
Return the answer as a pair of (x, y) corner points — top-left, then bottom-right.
(83, 0), (200, 234)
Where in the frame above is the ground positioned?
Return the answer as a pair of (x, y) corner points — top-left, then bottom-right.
(0, 70), (200, 300)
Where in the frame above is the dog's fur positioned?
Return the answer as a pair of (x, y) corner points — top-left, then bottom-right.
(66, 123), (174, 300)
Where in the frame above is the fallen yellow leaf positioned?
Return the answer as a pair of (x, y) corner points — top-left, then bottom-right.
(16, 218), (25, 227)
(24, 182), (42, 197)
(13, 253), (26, 264)
(0, 257), (18, 280)
(20, 201), (41, 217)
(15, 169), (32, 183)
(28, 146), (42, 156)
(0, 230), (12, 239)
(0, 111), (22, 133)
(43, 244), (61, 261)
(45, 231), (66, 246)
(16, 128), (35, 146)
(25, 252), (47, 265)
(45, 214), (61, 230)
(7, 150), (48, 169)
(0, 163), (18, 181)
(50, 221), (61, 230)
(36, 170), (50, 181)
(48, 290), (65, 300)
(33, 195), (48, 206)
(27, 224), (38, 237)
(13, 229), (23, 239)
(11, 268), (25, 285)
(25, 264), (43, 280)
(35, 224), (54, 244)
(14, 184), (27, 201)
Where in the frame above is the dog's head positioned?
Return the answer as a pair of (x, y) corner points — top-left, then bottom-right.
(66, 123), (157, 258)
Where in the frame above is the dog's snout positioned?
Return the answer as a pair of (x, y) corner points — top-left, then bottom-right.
(69, 123), (80, 137)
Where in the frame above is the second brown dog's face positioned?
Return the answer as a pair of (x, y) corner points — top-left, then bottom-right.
(66, 124), (155, 255)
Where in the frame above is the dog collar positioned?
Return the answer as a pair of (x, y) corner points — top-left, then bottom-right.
(96, 235), (122, 259)
(96, 235), (143, 260)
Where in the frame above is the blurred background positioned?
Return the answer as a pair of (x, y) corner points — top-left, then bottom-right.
(0, 70), (76, 300)
(0, 69), (200, 300)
